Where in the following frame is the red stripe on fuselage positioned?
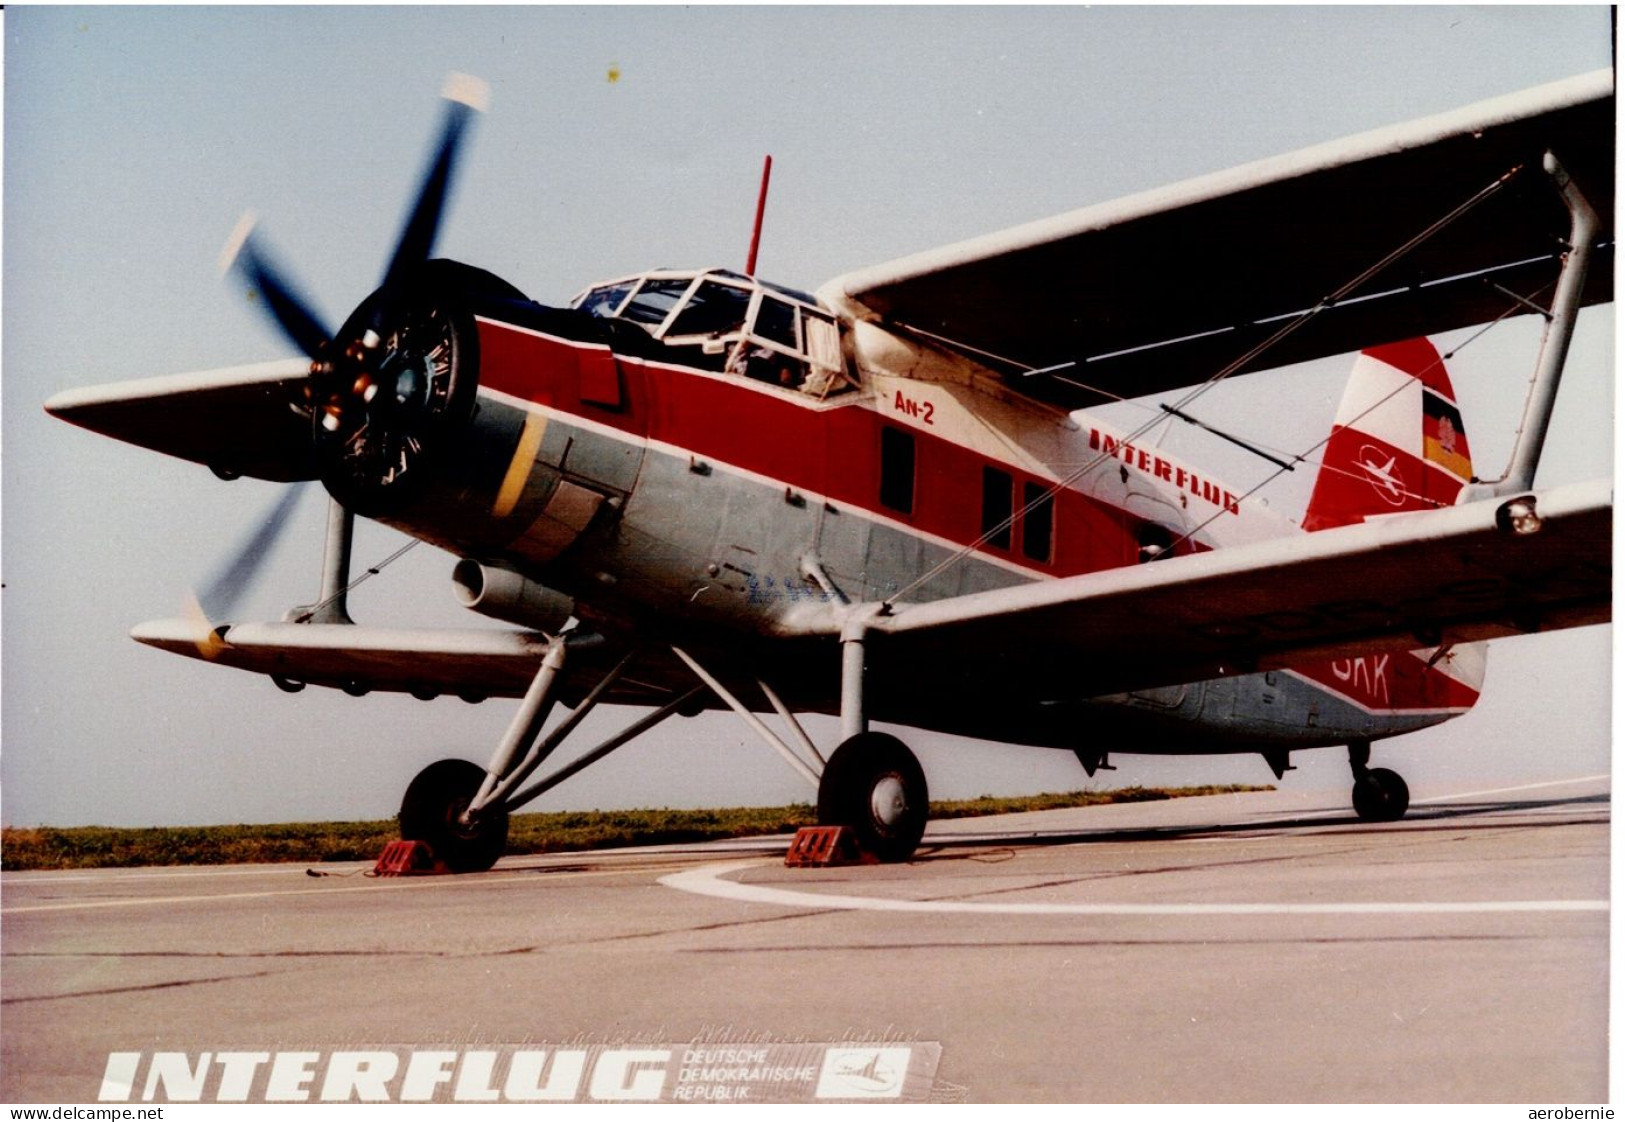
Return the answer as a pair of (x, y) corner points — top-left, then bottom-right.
(476, 318), (1142, 577)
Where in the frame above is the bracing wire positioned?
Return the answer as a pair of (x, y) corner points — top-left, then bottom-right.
(881, 163), (1526, 608)
(1163, 280), (1549, 553)
(289, 537), (421, 623)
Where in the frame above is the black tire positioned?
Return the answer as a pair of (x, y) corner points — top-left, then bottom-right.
(1352, 767), (1410, 823)
(816, 732), (929, 863)
(399, 758), (509, 873)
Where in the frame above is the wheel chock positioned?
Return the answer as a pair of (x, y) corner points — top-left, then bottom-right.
(785, 826), (877, 867)
(373, 839), (446, 876)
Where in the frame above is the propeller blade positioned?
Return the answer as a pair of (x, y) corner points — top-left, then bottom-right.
(220, 213), (333, 359)
(191, 483), (310, 624)
(379, 73), (490, 296)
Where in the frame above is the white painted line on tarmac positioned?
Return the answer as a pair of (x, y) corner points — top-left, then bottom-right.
(1411, 774), (1611, 805)
(2, 862), (701, 915)
(659, 860), (1609, 917)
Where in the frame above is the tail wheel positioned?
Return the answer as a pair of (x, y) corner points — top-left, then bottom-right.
(1352, 766), (1410, 823)
(816, 732), (928, 863)
(399, 758), (509, 872)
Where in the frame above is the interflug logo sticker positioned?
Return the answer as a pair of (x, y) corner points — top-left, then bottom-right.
(814, 1047), (916, 1098)
(96, 1042), (943, 1103)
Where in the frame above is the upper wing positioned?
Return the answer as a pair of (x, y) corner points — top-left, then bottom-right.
(867, 479), (1610, 698)
(44, 359), (319, 482)
(821, 70), (1614, 409)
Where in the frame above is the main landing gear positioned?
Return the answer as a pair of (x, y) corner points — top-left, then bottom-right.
(816, 731), (929, 863)
(1348, 740), (1410, 823)
(399, 759), (508, 873)
(397, 618), (930, 871)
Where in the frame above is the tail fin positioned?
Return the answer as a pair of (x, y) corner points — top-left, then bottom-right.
(1303, 338), (1474, 532)
(1297, 339), (1487, 714)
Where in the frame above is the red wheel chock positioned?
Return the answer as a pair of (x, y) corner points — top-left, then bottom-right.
(785, 826), (877, 868)
(373, 839), (447, 876)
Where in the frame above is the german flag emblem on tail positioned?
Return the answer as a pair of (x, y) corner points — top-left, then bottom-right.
(1422, 388), (1472, 482)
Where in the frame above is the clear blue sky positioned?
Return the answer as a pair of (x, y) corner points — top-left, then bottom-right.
(3, 6), (1613, 826)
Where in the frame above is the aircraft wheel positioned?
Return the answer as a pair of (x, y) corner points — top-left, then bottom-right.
(1352, 767), (1409, 823)
(816, 732), (928, 863)
(398, 758), (509, 872)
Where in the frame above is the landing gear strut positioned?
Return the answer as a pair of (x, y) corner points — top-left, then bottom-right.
(1348, 741), (1409, 823)
(395, 615), (934, 871)
(810, 612), (929, 862)
(398, 641), (703, 873)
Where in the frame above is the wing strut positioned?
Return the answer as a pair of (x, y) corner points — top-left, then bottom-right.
(292, 498), (357, 625)
(466, 638), (597, 815)
(461, 643), (830, 828)
(1464, 151), (1600, 499)
(670, 646), (823, 787)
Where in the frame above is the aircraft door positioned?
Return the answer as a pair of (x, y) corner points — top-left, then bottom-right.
(1123, 491), (1190, 564)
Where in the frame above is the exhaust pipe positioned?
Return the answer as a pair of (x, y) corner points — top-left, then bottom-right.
(453, 559), (575, 634)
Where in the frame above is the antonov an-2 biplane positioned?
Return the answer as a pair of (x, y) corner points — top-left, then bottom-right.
(47, 71), (1613, 869)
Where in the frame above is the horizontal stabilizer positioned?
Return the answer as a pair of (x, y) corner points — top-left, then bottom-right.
(45, 359), (319, 482)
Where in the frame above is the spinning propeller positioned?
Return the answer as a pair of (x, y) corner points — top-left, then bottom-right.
(194, 73), (490, 626)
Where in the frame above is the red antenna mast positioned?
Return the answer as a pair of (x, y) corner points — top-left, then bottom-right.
(745, 155), (773, 276)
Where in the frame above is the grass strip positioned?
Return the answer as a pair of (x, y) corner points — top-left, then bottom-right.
(1, 784), (1268, 871)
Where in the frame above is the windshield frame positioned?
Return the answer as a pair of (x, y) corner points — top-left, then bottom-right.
(571, 267), (856, 397)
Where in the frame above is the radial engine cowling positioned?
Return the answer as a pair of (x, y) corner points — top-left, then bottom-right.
(312, 261), (525, 517)
(453, 559), (576, 634)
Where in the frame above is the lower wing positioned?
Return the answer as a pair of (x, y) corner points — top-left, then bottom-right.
(865, 479), (1610, 698)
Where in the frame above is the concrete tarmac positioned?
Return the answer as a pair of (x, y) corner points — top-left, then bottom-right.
(1, 775), (1608, 1103)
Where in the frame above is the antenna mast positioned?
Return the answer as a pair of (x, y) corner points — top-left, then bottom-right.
(745, 155), (773, 275)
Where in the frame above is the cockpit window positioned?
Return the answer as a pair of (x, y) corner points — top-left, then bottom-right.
(619, 278), (694, 327)
(577, 281), (635, 319)
(753, 297), (799, 350)
(664, 280), (751, 340)
(572, 268), (856, 399)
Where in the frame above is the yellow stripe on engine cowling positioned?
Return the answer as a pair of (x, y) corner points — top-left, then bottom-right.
(492, 412), (548, 518)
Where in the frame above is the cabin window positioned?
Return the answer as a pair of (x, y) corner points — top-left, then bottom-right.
(981, 466), (1013, 550)
(880, 426), (916, 515)
(1022, 481), (1054, 562)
